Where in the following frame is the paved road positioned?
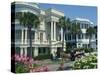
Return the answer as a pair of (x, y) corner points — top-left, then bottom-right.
(41, 60), (74, 71)
(47, 61), (74, 71)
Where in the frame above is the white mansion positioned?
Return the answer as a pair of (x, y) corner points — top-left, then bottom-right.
(11, 2), (97, 57)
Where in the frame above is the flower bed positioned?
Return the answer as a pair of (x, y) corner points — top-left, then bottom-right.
(11, 54), (49, 73)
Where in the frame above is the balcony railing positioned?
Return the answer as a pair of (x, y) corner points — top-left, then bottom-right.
(13, 39), (64, 45)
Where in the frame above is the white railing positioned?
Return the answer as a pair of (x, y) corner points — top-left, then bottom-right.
(14, 39), (63, 45)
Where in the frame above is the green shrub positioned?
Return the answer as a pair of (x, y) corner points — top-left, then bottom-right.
(75, 48), (94, 53)
(15, 62), (29, 73)
(34, 54), (51, 60)
(85, 48), (94, 53)
(65, 48), (71, 53)
(73, 54), (97, 69)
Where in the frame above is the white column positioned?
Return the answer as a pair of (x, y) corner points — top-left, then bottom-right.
(25, 28), (27, 44)
(51, 47), (57, 58)
(34, 47), (38, 57)
(63, 34), (66, 51)
(61, 27), (63, 41)
(21, 29), (24, 44)
(51, 21), (53, 41)
(24, 48), (27, 56)
(54, 22), (56, 41)
(63, 47), (66, 51)
(20, 48), (23, 55)
(35, 31), (38, 42)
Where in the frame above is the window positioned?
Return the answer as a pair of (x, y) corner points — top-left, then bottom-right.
(83, 34), (85, 39)
(27, 47), (31, 57)
(43, 48), (46, 53)
(81, 24), (84, 29)
(81, 23), (89, 29)
(65, 34), (67, 40)
(27, 30), (35, 40)
(23, 48), (25, 55)
(86, 34), (88, 39)
(84, 24), (86, 28)
(81, 34), (84, 39)
(31, 31), (35, 40)
(72, 34), (76, 39)
(38, 47), (48, 55)
(83, 44), (88, 48)
(15, 47), (20, 55)
(15, 30), (21, 41)
(23, 30), (25, 42)
(68, 34), (71, 40)
(78, 34), (81, 39)
(27, 47), (34, 57)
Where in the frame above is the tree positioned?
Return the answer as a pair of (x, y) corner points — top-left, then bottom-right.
(58, 16), (71, 51)
(16, 12), (40, 57)
(86, 27), (96, 48)
(71, 21), (81, 48)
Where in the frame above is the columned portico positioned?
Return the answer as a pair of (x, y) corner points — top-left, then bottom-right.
(50, 21), (57, 56)
(51, 21), (57, 41)
(13, 2), (66, 58)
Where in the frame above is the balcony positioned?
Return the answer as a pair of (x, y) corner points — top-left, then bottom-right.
(14, 39), (50, 47)
(13, 39), (63, 47)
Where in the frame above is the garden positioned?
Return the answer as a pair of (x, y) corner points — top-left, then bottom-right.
(11, 47), (97, 73)
(11, 54), (49, 73)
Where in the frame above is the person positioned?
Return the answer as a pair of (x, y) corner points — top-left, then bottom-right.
(50, 53), (53, 61)
(70, 50), (75, 61)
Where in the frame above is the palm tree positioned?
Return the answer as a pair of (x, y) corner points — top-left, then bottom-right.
(86, 27), (96, 48)
(58, 16), (71, 51)
(16, 12), (40, 57)
(71, 21), (81, 48)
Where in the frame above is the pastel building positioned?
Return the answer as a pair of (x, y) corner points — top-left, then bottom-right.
(65, 18), (97, 50)
(11, 2), (66, 57)
(11, 2), (97, 58)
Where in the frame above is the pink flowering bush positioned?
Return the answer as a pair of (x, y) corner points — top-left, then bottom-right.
(12, 54), (49, 73)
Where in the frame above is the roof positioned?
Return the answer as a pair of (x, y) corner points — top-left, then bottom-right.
(75, 18), (93, 24)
